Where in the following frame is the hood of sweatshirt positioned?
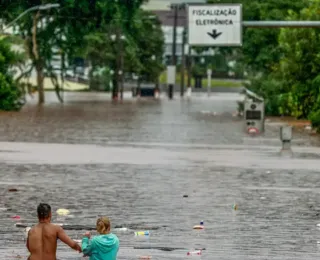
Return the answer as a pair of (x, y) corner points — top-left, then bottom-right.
(93, 233), (119, 253)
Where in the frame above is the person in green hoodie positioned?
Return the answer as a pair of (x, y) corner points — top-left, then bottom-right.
(81, 216), (119, 260)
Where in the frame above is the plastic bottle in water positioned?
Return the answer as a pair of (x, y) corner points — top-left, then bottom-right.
(187, 250), (202, 256)
(134, 231), (150, 236)
(116, 227), (128, 231)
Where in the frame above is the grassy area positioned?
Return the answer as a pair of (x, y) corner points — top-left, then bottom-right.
(21, 77), (89, 91)
(159, 71), (243, 88)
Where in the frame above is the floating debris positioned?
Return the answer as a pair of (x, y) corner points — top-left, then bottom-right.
(187, 250), (202, 256)
(134, 231), (150, 236)
(134, 246), (185, 251)
(56, 208), (70, 216)
(115, 227), (128, 231)
(15, 223), (28, 228)
(193, 225), (204, 230)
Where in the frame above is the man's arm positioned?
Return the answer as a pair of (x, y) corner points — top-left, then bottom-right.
(26, 230), (30, 252)
(57, 226), (81, 252)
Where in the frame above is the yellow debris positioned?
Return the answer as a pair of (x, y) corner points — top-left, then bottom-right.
(56, 208), (70, 216)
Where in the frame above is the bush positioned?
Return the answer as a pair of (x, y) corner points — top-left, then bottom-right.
(0, 73), (23, 111)
(0, 38), (26, 111)
(309, 109), (320, 132)
(245, 73), (301, 117)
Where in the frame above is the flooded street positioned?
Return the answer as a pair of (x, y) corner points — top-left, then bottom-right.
(1, 92), (320, 259)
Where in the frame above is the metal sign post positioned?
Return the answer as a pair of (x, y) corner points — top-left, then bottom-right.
(167, 65), (176, 99)
(207, 68), (212, 96)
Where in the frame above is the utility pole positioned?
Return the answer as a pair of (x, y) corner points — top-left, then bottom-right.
(119, 31), (124, 101)
(180, 28), (186, 97)
(187, 46), (191, 89)
(168, 4), (178, 99)
(171, 5), (178, 66)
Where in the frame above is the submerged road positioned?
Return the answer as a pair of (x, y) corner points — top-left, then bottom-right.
(0, 92), (320, 259)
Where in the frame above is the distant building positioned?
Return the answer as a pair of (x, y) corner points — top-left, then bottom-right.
(151, 9), (186, 65)
(144, 0), (206, 64)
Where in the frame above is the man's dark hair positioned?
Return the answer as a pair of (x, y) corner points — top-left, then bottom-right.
(37, 203), (51, 219)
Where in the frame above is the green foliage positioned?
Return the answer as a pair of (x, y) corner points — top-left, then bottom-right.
(309, 109), (320, 132)
(277, 0), (320, 120)
(207, 0), (308, 73)
(206, 0), (320, 123)
(0, 0), (162, 102)
(129, 10), (165, 82)
(84, 8), (165, 86)
(0, 39), (24, 111)
(0, 74), (22, 111)
(245, 73), (284, 116)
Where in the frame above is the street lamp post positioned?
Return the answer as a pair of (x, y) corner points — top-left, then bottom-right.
(2, 4), (60, 31)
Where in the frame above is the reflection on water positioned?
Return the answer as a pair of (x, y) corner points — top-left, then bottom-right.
(0, 92), (245, 145)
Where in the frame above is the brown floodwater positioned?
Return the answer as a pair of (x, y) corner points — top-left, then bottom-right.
(1, 92), (320, 259)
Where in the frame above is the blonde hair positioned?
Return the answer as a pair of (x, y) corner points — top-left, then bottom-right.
(96, 216), (111, 234)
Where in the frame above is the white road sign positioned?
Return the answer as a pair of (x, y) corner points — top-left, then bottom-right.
(188, 4), (242, 46)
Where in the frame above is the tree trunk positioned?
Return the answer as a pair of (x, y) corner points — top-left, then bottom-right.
(32, 11), (44, 105)
(36, 64), (45, 104)
(112, 73), (118, 100)
(137, 77), (141, 96)
(119, 42), (124, 100)
(60, 51), (65, 102)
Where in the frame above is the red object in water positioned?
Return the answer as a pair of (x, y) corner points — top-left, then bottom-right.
(248, 127), (259, 134)
(187, 250), (202, 256)
(11, 215), (21, 220)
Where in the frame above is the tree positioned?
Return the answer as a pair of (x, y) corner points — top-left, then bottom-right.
(0, 38), (25, 111)
(205, 0), (313, 116)
(84, 7), (165, 95)
(277, 0), (320, 119)
(129, 10), (165, 83)
(207, 0), (308, 74)
(0, 0), (100, 104)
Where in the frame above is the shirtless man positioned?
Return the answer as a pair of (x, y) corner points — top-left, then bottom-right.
(27, 203), (82, 260)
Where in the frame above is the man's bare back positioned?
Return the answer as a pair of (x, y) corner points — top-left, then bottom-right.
(27, 203), (81, 260)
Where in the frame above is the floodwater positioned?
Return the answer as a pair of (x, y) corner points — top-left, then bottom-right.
(0, 92), (320, 259)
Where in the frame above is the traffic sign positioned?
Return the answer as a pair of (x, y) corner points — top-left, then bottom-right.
(187, 4), (242, 46)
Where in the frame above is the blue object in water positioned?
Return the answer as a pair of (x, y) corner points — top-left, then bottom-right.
(200, 220), (204, 225)
(134, 231), (150, 236)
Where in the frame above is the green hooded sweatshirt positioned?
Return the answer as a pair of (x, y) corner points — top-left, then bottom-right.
(81, 233), (119, 260)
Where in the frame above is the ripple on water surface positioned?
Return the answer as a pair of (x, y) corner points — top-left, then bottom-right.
(0, 163), (320, 259)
